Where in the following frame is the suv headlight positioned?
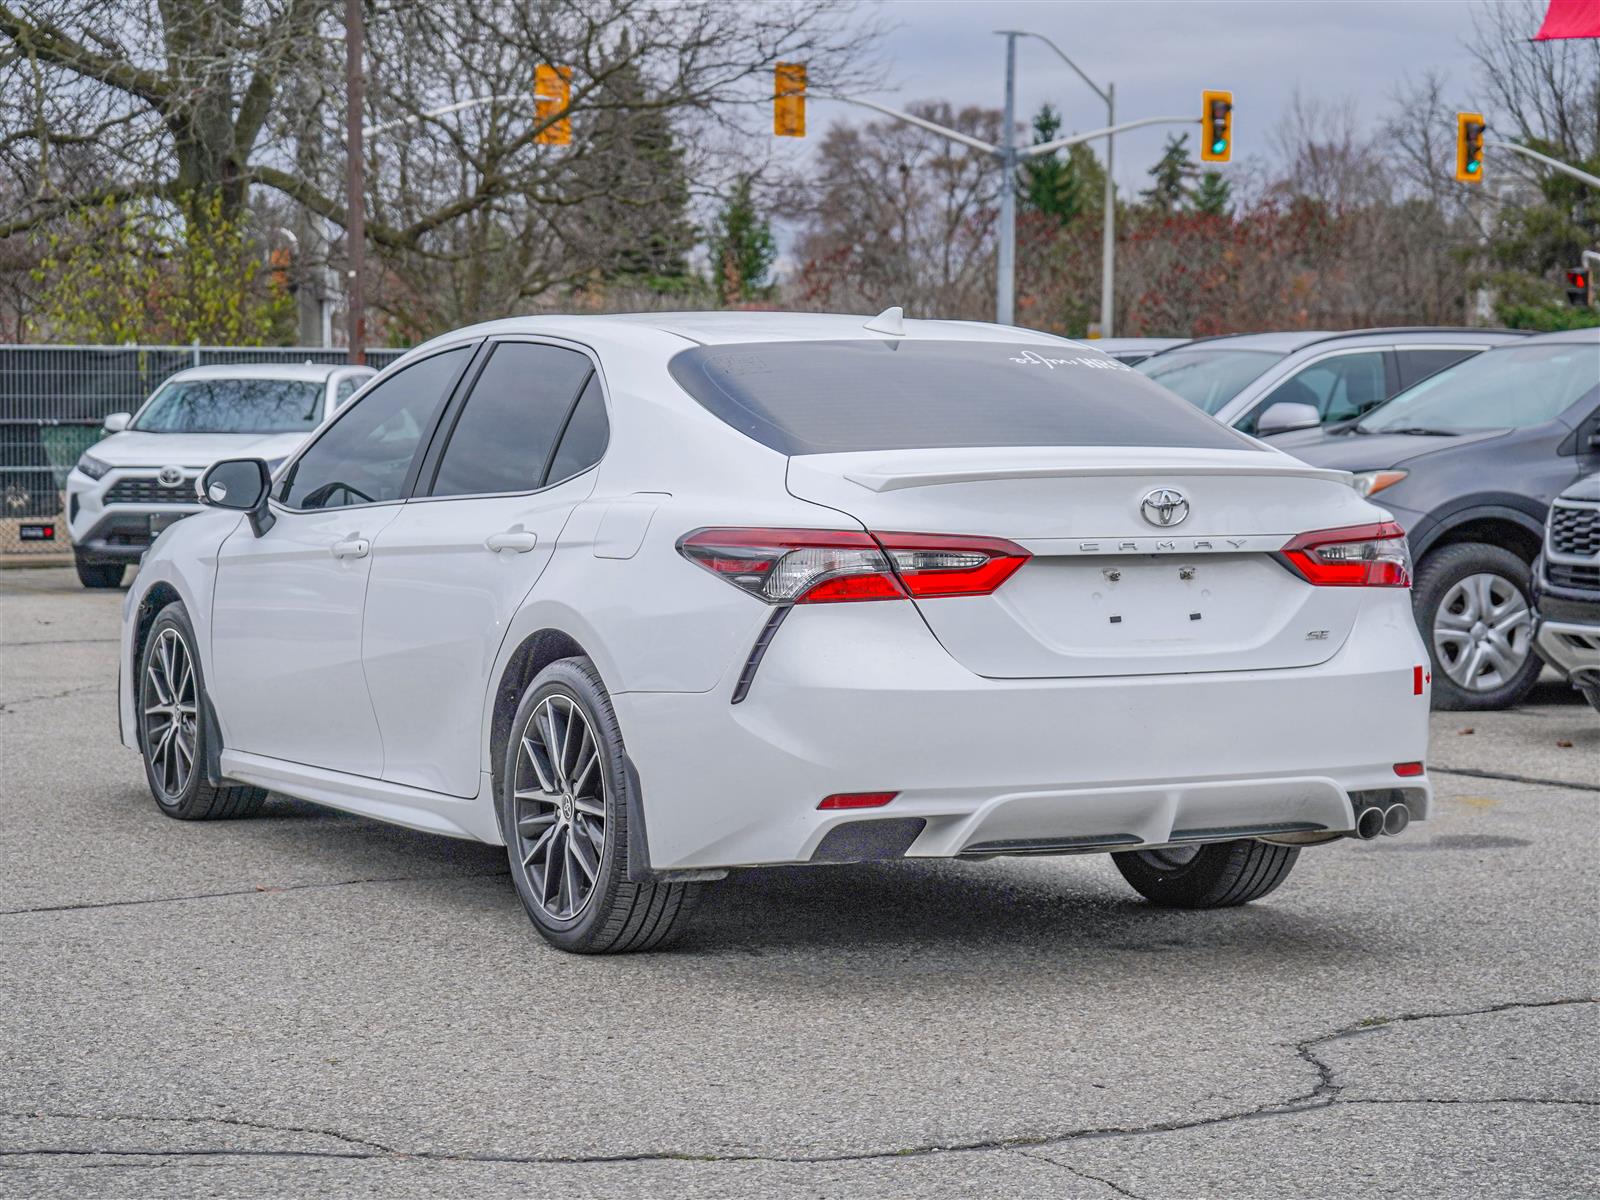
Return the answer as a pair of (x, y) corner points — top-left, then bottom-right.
(1351, 469), (1408, 498)
(76, 453), (112, 480)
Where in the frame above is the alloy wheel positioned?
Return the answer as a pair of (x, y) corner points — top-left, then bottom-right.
(142, 627), (198, 800)
(1432, 572), (1533, 693)
(513, 694), (607, 921)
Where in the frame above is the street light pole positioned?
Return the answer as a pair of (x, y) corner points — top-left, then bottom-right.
(344, 0), (365, 366)
(996, 32), (1019, 326)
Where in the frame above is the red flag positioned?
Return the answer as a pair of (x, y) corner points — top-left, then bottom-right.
(1534, 0), (1600, 40)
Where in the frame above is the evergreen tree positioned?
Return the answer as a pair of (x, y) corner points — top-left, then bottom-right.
(1192, 170), (1232, 217)
(709, 174), (777, 304)
(1022, 104), (1084, 226)
(1141, 133), (1195, 212)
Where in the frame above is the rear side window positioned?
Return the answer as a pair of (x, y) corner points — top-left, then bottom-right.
(546, 373), (609, 485)
(669, 340), (1254, 455)
(1397, 347), (1477, 389)
(430, 343), (593, 497)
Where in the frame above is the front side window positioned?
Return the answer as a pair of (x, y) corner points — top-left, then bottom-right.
(277, 346), (470, 510)
(1135, 348), (1284, 415)
(1396, 347), (1477, 390)
(334, 374), (367, 408)
(132, 378), (325, 434)
(671, 340), (1253, 455)
(1244, 351), (1389, 432)
(430, 343), (593, 497)
(1361, 342), (1600, 434)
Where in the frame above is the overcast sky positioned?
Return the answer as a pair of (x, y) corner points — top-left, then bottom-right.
(792, 0), (1490, 193)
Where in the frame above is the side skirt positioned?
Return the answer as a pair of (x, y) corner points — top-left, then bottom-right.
(218, 750), (501, 843)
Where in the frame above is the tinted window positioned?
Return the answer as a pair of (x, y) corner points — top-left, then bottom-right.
(1244, 351), (1389, 433)
(1397, 347), (1477, 389)
(277, 346), (469, 510)
(670, 340), (1253, 455)
(133, 378), (324, 433)
(1362, 341), (1600, 434)
(1136, 348), (1283, 414)
(546, 374), (609, 484)
(431, 343), (593, 497)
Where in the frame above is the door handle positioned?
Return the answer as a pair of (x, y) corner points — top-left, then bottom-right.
(486, 530), (538, 554)
(331, 538), (370, 559)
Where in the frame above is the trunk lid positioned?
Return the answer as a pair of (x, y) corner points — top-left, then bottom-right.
(787, 445), (1382, 679)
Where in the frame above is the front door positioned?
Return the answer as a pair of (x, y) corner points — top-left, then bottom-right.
(208, 344), (474, 777)
(362, 340), (609, 797)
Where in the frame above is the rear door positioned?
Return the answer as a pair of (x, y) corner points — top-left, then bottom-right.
(362, 339), (608, 798)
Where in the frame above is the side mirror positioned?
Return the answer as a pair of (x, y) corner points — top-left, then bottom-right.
(199, 458), (275, 536)
(103, 412), (132, 433)
(1256, 401), (1322, 436)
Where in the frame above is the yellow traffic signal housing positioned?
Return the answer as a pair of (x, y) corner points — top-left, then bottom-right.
(1200, 89), (1232, 163)
(775, 62), (806, 137)
(535, 64), (571, 146)
(1456, 112), (1485, 182)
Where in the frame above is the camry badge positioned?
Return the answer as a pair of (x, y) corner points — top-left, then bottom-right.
(1140, 488), (1190, 528)
(157, 465), (185, 488)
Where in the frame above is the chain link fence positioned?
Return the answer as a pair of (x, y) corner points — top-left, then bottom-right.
(1, 344), (406, 556)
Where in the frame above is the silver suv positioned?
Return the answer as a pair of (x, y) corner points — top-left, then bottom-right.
(67, 363), (374, 587)
(1136, 328), (1527, 436)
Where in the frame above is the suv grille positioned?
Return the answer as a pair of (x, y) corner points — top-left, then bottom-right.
(1549, 503), (1599, 557)
(104, 475), (195, 505)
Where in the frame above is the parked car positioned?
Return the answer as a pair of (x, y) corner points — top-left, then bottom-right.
(1532, 471), (1600, 712)
(1269, 328), (1600, 710)
(1086, 337), (1190, 365)
(1136, 328), (1526, 436)
(67, 363), (375, 587)
(120, 311), (1432, 954)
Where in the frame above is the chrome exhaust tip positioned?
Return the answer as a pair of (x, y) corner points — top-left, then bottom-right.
(1352, 806), (1385, 840)
(1381, 803), (1410, 837)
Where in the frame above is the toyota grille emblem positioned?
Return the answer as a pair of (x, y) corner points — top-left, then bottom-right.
(157, 465), (185, 488)
(1140, 488), (1190, 528)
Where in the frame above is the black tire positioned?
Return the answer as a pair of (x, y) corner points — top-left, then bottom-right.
(74, 551), (125, 589)
(1580, 685), (1600, 715)
(137, 602), (267, 820)
(502, 656), (703, 954)
(1112, 840), (1299, 909)
(1413, 543), (1541, 711)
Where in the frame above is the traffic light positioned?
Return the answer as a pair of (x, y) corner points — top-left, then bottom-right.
(535, 64), (571, 146)
(1200, 89), (1232, 163)
(1456, 112), (1485, 182)
(774, 62), (806, 137)
(1566, 268), (1592, 307)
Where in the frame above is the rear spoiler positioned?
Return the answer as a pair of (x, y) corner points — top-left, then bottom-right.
(841, 461), (1354, 493)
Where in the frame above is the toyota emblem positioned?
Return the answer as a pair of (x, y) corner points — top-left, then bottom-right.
(157, 465), (185, 488)
(1140, 488), (1190, 528)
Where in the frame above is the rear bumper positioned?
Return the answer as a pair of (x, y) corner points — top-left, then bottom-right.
(614, 594), (1433, 871)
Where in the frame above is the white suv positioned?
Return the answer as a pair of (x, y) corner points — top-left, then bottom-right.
(67, 363), (374, 587)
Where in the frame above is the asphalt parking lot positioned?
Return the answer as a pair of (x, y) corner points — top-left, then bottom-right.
(1, 564), (1596, 1199)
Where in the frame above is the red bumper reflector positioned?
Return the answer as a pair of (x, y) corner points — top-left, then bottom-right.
(1413, 665), (1429, 695)
(818, 791), (898, 810)
(1393, 761), (1424, 777)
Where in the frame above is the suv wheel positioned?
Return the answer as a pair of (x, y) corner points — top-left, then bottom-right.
(138, 602), (268, 819)
(503, 657), (704, 954)
(74, 550), (125, 589)
(1414, 543), (1540, 711)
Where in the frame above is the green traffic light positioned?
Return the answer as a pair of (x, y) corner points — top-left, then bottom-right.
(1467, 160), (1480, 174)
(1211, 139), (1227, 155)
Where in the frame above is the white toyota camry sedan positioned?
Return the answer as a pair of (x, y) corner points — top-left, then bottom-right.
(119, 311), (1432, 953)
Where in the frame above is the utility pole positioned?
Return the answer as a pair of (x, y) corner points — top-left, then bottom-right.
(344, 0), (365, 366)
(1101, 81), (1114, 337)
(996, 33), (1019, 326)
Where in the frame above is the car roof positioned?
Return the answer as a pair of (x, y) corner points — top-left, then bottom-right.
(162, 362), (372, 383)
(1516, 327), (1600, 345)
(1148, 327), (1529, 357)
(1091, 337), (1190, 352)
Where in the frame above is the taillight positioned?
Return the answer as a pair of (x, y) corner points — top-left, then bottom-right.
(1278, 522), (1411, 587)
(678, 528), (1030, 604)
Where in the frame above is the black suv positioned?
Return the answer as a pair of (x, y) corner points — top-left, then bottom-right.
(1269, 328), (1600, 710)
(1533, 472), (1600, 712)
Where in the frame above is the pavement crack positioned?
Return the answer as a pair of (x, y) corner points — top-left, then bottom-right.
(0, 684), (112, 715)
(1431, 766), (1600, 794)
(0, 870), (511, 916)
(1016, 1147), (1147, 1198)
(3, 998), (1592, 1171)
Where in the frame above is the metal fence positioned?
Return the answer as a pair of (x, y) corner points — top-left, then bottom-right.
(1, 344), (407, 555)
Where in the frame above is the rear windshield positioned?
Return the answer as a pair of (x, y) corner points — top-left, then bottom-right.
(669, 340), (1255, 455)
